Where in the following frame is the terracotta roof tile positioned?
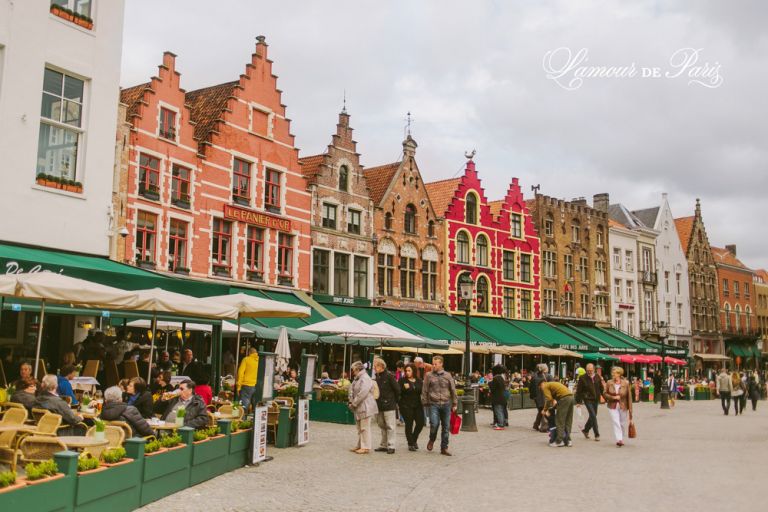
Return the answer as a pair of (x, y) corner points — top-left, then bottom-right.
(298, 154), (325, 180)
(185, 81), (239, 150)
(424, 178), (461, 217)
(754, 269), (768, 284)
(674, 216), (694, 254)
(488, 200), (504, 218)
(608, 219), (626, 229)
(120, 83), (150, 120)
(711, 247), (751, 271)
(363, 162), (401, 205)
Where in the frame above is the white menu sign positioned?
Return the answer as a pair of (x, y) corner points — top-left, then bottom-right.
(251, 406), (268, 464)
(297, 399), (309, 446)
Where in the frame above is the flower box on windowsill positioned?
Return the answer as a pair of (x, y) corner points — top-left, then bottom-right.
(171, 198), (190, 210)
(172, 267), (190, 276)
(139, 189), (160, 201)
(246, 270), (264, 283)
(233, 196), (250, 207)
(138, 260), (156, 270)
(278, 276), (293, 286)
(50, 5), (93, 30)
(213, 266), (231, 278)
(265, 205), (281, 215)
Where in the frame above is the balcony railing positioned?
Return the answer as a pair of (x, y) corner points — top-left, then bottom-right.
(640, 271), (657, 286)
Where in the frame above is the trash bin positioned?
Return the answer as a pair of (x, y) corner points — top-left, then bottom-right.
(460, 394), (477, 432)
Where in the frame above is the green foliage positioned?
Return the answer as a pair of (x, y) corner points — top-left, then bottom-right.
(510, 388), (521, 394)
(159, 433), (182, 448)
(101, 447), (126, 464)
(206, 425), (220, 437)
(144, 439), (162, 454)
(81, 395), (91, 407)
(77, 455), (100, 472)
(0, 471), (16, 488)
(94, 419), (105, 432)
(278, 386), (299, 401)
(232, 420), (253, 432)
(320, 388), (349, 403)
(456, 389), (465, 396)
(176, 406), (186, 418)
(193, 430), (208, 442)
(24, 459), (58, 481)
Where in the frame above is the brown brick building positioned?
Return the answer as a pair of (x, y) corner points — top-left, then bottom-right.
(675, 199), (722, 355)
(527, 193), (611, 326)
(299, 110), (375, 304)
(364, 136), (444, 310)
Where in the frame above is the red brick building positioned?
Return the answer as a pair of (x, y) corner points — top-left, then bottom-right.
(364, 136), (444, 310)
(425, 158), (540, 318)
(117, 39), (310, 290)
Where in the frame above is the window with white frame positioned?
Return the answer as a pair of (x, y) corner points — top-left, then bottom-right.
(37, 68), (85, 182)
(579, 256), (588, 280)
(595, 260), (606, 286)
(614, 279), (622, 301)
(564, 254), (573, 280)
(542, 251), (556, 279)
(626, 280), (634, 302)
(613, 248), (621, 269)
(543, 289), (556, 316)
(625, 250), (633, 271)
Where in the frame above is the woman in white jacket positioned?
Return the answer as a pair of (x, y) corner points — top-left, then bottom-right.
(348, 361), (378, 454)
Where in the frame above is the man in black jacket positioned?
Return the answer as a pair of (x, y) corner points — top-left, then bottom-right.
(531, 364), (553, 432)
(179, 349), (206, 384)
(101, 386), (155, 437)
(34, 374), (85, 435)
(575, 363), (605, 441)
(373, 358), (400, 454)
(489, 366), (508, 430)
(160, 379), (209, 429)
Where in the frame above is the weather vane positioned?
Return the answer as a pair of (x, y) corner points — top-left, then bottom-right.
(342, 89), (347, 113)
(405, 111), (412, 137)
(532, 184), (541, 194)
(464, 149), (476, 161)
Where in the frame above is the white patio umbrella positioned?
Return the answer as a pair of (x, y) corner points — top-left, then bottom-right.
(132, 288), (240, 381)
(2, 273), (141, 378)
(126, 319), (253, 334)
(299, 316), (390, 374)
(204, 293), (310, 379)
(370, 321), (424, 341)
(275, 327), (291, 375)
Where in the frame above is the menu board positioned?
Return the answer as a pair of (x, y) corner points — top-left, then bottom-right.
(297, 399), (309, 446)
(251, 406), (268, 464)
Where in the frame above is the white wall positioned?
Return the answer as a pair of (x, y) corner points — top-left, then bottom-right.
(610, 225), (640, 336)
(653, 194), (692, 343)
(0, 0), (125, 256)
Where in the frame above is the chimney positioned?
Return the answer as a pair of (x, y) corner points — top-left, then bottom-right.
(695, 198), (701, 217)
(162, 51), (177, 71)
(571, 197), (587, 206)
(593, 193), (609, 213)
(726, 244), (737, 256)
(255, 35), (268, 59)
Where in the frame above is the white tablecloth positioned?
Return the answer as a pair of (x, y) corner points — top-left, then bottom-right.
(170, 376), (187, 385)
(71, 377), (100, 386)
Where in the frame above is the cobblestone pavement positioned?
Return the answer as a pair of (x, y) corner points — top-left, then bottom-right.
(139, 400), (768, 512)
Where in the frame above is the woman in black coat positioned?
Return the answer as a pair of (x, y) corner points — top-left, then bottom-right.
(398, 363), (424, 451)
(127, 377), (154, 419)
(489, 365), (508, 429)
(748, 372), (761, 412)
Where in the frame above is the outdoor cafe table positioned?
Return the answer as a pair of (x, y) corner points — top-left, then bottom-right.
(71, 376), (100, 393)
(58, 435), (109, 457)
(148, 421), (180, 431)
(0, 425), (37, 433)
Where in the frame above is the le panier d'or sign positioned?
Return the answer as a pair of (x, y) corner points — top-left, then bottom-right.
(224, 204), (292, 232)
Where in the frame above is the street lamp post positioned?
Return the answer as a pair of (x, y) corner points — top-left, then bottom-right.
(458, 273), (477, 432)
(659, 323), (670, 410)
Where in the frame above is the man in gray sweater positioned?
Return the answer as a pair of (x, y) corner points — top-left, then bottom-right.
(716, 368), (733, 415)
(421, 356), (458, 456)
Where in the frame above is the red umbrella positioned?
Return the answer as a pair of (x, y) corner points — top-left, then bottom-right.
(664, 356), (686, 365)
(644, 355), (662, 364)
(617, 354), (637, 364)
(633, 355), (653, 364)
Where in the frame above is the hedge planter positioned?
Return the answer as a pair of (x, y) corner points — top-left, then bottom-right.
(521, 395), (536, 409)
(227, 428), (252, 472)
(508, 393), (522, 410)
(189, 421), (231, 486)
(75, 440), (143, 512)
(309, 400), (355, 425)
(0, 451), (77, 511)
(140, 428), (193, 507)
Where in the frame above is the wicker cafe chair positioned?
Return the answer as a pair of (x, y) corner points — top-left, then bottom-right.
(0, 425), (24, 470)
(218, 404), (244, 420)
(206, 411), (217, 428)
(106, 420), (133, 440)
(266, 401), (280, 441)
(82, 360), (100, 379)
(275, 396), (295, 410)
(31, 408), (49, 423)
(19, 435), (66, 465)
(0, 406), (28, 426)
(86, 425), (125, 448)
(35, 412), (63, 436)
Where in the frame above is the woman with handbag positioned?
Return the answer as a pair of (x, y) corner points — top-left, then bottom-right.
(731, 371), (745, 415)
(603, 366), (633, 447)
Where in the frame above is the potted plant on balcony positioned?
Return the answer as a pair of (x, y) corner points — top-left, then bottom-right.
(92, 419), (106, 441)
(24, 459), (63, 485)
(137, 256), (156, 270)
(73, 12), (94, 30)
(50, 3), (75, 22)
(140, 185), (160, 201)
(172, 194), (190, 210)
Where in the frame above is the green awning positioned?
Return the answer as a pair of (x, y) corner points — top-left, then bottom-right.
(511, 320), (592, 350)
(581, 352), (619, 361)
(552, 325), (607, 351)
(569, 325), (639, 352)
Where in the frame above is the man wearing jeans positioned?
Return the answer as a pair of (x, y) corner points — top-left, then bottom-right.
(575, 363), (605, 441)
(237, 348), (259, 412)
(421, 355), (458, 456)
(373, 358), (400, 454)
(716, 367), (733, 415)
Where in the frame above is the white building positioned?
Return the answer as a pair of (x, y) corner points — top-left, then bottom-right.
(0, 0), (125, 257)
(632, 194), (692, 350)
(609, 220), (640, 337)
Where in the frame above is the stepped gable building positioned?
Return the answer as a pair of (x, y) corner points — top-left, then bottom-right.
(527, 193), (611, 326)
(608, 203), (660, 340)
(364, 135), (443, 310)
(299, 109), (375, 303)
(425, 158), (540, 319)
(753, 269), (768, 351)
(631, 194), (692, 351)
(608, 219), (640, 337)
(674, 199), (722, 355)
(116, 38), (311, 290)
(711, 245), (758, 364)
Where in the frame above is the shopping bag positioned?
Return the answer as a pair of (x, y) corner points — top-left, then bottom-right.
(628, 420), (637, 439)
(575, 405), (585, 431)
(450, 410), (462, 435)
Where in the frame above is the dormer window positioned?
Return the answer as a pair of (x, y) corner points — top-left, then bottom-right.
(465, 193), (478, 224)
(404, 204), (416, 234)
(339, 165), (349, 192)
(159, 107), (176, 141)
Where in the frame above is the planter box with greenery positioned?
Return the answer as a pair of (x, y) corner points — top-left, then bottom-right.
(227, 420), (253, 471)
(310, 389), (355, 425)
(0, 471), (24, 494)
(140, 429), (192, 507)
(508, 391), (522, 410)
(50, 4), (93, 29)
(521, 391), (536, 409)
(171, 198), (190, 210)
(189, 423), (230, 486)
(0, 452), (76, 511)
(246, 270), (264, 282)
(213, 265), (231, 278)
(74, 442), (142, 512)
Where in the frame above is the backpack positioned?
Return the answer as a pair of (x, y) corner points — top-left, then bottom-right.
(371, 378), (380, 400)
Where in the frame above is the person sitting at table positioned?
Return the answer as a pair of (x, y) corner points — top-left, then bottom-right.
(179, 349), (205, 384)
(101, 385), (155, 437)
(194, 374), (213, 406)
(118, 378), (131, 401)
(18, 361), (32, 381)
(56, 365), (79, 406)
(10, 378), (38, 411)
(160, 379), (209, 428)
(34, 374), (85, 435)
(58, 352), (76, 374)
(320, 372), (336, 387)
(151, 370), (174, 395)
(156, 351), (173, 373)
(278, 369), (298, 390)
(126, 377), (154, 418)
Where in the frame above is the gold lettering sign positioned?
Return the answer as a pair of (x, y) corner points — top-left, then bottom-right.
(223, 204), (292, 232)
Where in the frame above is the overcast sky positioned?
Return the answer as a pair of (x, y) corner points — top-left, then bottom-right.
(121, 0), (768, 270)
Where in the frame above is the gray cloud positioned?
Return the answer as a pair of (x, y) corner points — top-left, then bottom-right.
(121, 0), (767, 269)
